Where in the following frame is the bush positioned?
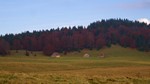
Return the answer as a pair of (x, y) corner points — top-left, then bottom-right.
(25, 51), (30, 56)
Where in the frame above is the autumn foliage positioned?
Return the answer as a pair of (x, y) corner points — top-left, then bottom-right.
(0, 38), (10, 55)
(0, 19), (150, 56)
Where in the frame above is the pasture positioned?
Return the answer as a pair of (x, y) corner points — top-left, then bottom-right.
(0, 45), (150, 84)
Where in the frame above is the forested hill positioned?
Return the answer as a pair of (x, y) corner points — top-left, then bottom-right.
(0, 19), (150, 55)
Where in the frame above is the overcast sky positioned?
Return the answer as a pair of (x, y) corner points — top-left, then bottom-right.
(0, 0), (150, 35)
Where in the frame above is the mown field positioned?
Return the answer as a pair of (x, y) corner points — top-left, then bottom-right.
(0, 45), (150, 84)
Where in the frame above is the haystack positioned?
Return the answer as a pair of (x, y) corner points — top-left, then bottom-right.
(51, 52), (60, 58)
(83, 53), (90, 58)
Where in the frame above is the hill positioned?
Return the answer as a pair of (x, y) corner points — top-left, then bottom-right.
(0, 45), (150, 83)
(0, 19), (150, 56)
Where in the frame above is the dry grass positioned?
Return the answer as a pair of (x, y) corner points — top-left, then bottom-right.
(0, 45), (150, 84)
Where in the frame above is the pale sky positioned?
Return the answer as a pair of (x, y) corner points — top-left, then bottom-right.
(0, 0), (150, 35)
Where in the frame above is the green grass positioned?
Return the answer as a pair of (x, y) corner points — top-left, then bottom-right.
(0, 45), (150, 84)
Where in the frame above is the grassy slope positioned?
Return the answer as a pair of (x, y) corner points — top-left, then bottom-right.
(0, 45), (150, 84)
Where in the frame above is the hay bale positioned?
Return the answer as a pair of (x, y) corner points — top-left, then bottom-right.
(51, 52), (60, 58)
(83, 53), (90, 58)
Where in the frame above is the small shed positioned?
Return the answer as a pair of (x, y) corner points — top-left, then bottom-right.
(99, 53), (105, 58)
(83, 53), (90, 58)
(51, 52), (61, 58)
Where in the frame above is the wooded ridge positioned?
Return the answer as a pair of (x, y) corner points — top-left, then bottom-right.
(0, 19), (150, 55)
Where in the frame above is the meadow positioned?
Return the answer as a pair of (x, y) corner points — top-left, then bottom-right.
(0, 45), (150, 84)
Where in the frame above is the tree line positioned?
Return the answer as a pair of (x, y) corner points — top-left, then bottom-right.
(0, 19), (150, 56)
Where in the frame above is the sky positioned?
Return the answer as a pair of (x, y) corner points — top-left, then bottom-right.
(0, 0), (150, 35)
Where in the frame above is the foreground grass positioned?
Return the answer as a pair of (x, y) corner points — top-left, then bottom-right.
(0, 45), (150, 84)
(0, 71), (150, 84)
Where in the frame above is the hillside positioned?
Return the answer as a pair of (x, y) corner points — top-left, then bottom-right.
(0, 19), (150, 56)
(0, 45), (150, 83)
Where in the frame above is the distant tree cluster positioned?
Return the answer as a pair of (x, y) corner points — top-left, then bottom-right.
(0, 38), (10, 55)
(0, 19), (150, 56)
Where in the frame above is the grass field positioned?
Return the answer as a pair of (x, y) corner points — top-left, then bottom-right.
(0, 45), (150, 84)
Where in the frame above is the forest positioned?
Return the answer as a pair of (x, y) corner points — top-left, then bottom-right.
(0, 19), (150, 56)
